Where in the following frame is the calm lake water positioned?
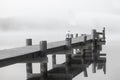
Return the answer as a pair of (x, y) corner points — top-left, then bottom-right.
(0, 30), (119, 80)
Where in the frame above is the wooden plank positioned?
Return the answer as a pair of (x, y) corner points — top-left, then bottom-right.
(86, 35), (93, 40)
(0, 55), (48, 67)
(0, 41), (63, 60)
(0, 34), (94, 68)
(0, 36), (93, 60)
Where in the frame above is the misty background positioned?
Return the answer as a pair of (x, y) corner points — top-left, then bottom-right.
(0, 0), (120, 80)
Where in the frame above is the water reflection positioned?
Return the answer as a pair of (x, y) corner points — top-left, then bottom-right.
(71, 50), (106, 78)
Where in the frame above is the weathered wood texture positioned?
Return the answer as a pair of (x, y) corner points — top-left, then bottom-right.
(0, 28), (106, 80)
(26, 39), (33, 79)
(0, 31), (106, 67)
(0, 35), (93, 67)
(0, 35), (92, 59)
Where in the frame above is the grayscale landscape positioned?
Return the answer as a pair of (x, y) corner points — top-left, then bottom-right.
(0, 0), (120, 80)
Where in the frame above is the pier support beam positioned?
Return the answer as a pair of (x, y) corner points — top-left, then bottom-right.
(92, 62), (96, 73)
(65, 37), (72, 73)
(40, 41), (48, 80)
(91, 29), (97, 73)
(52, 54), (56, 68)
(84, 68), (88, 77)
(75, 33), (78, 38)
(81, 50), (88, 77)
(103, 61), (106, 74)
(74, 33), (79, 54)
(26, 39), (33, 79)
(103, 27), (105, 40)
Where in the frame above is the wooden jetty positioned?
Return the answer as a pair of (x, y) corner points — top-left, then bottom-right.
(0, 28), (106, 80)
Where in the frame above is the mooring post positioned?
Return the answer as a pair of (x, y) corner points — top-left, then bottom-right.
(76, 33), (78, 38)
(103, 27), (105, 40)
(84, 34), (87, 42)
(92, 29), (96, 40)
(65, 37), (72, 80)
(75, 33), (79, 54)
(65, 37), (72, 73)
(26, 39), (33, 80)
(40, 41), (48, 80)
(52, 54), (56, 68)
(71, 34), (73, 38)
(92, 29), (97, 73)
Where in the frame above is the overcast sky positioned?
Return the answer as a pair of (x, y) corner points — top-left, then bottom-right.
(0, 0), (119, 17)
(0, 0), (120, 34)
(0, 0), (112, 17)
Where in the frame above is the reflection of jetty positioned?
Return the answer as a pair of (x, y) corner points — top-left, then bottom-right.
(0, 28), (106, 80)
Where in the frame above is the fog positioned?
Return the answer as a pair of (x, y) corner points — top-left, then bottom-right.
(0, 0), (120, 80)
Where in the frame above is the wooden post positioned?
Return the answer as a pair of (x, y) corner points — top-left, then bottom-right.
(84, 34), (87, 42)
(81, 50), (88, 77)
(40, 41), (48, 80)
(92, 29), (96, 40)
(80, 49), (84, 57)
(26, 39), (33, 79)
(76, 33), (78, 38)
(84, 68), (88, 77)
(65, 37), (72, 73)
(66, 37), (72, 80)
(71, 34), (73, 38)
(103, 27), (105, 40)
(92, 62), (96, 73)
(103, 62), (106, 74)
(92, 29), (97, 73)
(75, 33), (79, 54)
(52, 54), (56, 68)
